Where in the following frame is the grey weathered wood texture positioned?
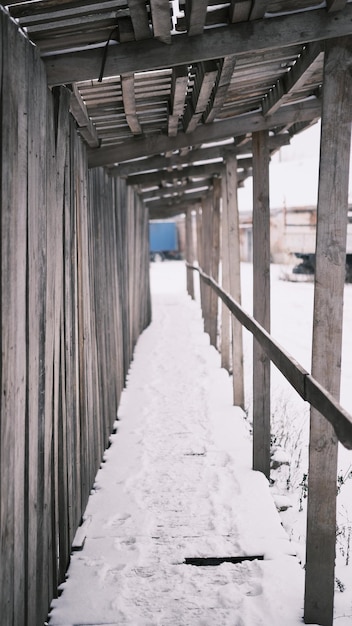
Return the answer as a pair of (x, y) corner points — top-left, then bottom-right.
(304, 37), (352, 626)
(252, 130), (271, 479)
(0, 12), (151, 626)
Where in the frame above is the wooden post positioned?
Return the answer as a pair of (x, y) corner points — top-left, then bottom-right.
(304, 37), (352, 626)
(252, 130), (271, 479)
(185, 208), (195, 299)
(208, 177), (221, 348)
(196, 204), (206, 325)
(225, 153), (245, 408)
(201, 195), (213, 337)
(220, 175), (231, 372)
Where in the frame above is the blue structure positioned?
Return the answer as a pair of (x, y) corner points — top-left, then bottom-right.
(149, 222), (179, 259)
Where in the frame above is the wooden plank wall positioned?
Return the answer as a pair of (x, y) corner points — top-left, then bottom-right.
(0, 9), (151, 626)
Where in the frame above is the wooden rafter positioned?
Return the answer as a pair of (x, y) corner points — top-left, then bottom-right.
(44, 6), (352, 86)
(183, 61), (218, 133)
(121, 73), (142, 134)
(108, 145), (267, 176)
(149, 0), (171, 44)
(168, 65), (189, 137)
(203, 54), (236, 123)
(249, 0), (268, 20)
(229, 0), (252, 22)
(127, 0), (151, 40)
(140, 179), (212, 200)
(143, 189), (209, 208)
(88, 99), (320, 166)
(184, 0), (208, 35)
(262, 43), (324, 116)
(126, 162), (226, 186)
(69, 83), (100, 147)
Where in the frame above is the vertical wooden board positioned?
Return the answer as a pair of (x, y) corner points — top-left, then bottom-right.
(1, 15), (28, 625)
(225, 154), (244, 408)
(209, 178), (221, 349)
(201, 195), (212, 336)
(41, 91), (59, 618)
(50, 86), (70, 599)
(26, 43), (48, 626)
(13, 24), (28, 626)
(220, 176), (231, 372)
(304, 38), (352, 626)
(252, 131), (271, 479)
(186, 209), (195, 298)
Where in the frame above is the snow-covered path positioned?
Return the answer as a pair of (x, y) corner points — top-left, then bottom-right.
(48, 262), (310, 626)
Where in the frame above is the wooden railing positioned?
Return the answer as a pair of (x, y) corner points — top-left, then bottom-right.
(188, 263), (352, 450)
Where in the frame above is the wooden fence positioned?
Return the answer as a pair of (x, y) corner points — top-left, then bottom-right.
(0, 10), (151, 626)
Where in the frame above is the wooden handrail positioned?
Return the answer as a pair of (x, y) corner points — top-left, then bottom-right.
(187, 263), (352, 450)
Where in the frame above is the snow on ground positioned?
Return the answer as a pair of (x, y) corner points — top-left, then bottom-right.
(48, 260), (352, 625)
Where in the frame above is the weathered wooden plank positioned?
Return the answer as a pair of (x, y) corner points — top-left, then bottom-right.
(127, 162), (224, 186)
(252, 130), (271, 479)
(121, 73), (142, 134)
(45, 5), (352, 85)
(184, 0), (208, 35)
(183, 61), (218, 133)
(304, 37), (352, 626)
(229, 0), (251, 22)
(225, 154), (244, 407)
(108, 138), (287, 177)
(0, 13), (28, 625)
(249, 0), (268, 19)
(88, 99), (320, 166)
(208, 177), (221, 348)
(262, 43), (323, 116)
(128, 0), (152, 40)
(203, 55), (237, 123)
(69, 83), (100, 147)
(185, 208), (195, 298)
(220, 176), (231, 372)
(26, 39), (49, 626)
(149, 0), (171, 43)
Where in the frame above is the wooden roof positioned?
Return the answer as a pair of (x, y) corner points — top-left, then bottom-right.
(2, 0), (352, 217)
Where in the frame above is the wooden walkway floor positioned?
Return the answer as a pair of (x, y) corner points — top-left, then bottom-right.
(48, 262), (308, 626)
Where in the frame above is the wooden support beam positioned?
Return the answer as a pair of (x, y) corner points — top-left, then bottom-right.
(107, 136), (289, 177)
(208, 177), (221, 348)
(44, 6), (352, 86)
(121, 73), (142, 134)
(168, 65), (189, 136)
(185, 208), (195, 298)
(184, 0), (208, 35)
(203, 55), (237, 124)
(149, 0), (172, 44)
(249, 0), (268, 20)
(88, 99), (320, 166)
(252, 130), (271, 479)
(128, 0), (152, 40)
(304, 37), (352, 626)
(229, 0), (251, 22)
(126, 162), (225, 186)
(140, 179), (211, 201)
(201, 195), (213, 338)
(220, 175), (231, 372)
(183, 61), (218, 133)
(144, 189), (209, 211)
(69, 83), (99, 147)
(262, 43), (324, 116)
(225, 153), (244, 408)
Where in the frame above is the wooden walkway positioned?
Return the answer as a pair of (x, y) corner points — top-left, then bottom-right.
(48, 263), (307, 626)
